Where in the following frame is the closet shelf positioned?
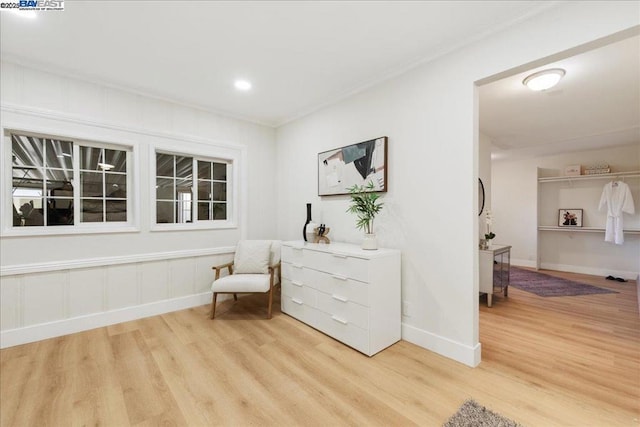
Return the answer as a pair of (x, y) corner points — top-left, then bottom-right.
(538, 171), (640, 183)
(538, 226), (640, 235)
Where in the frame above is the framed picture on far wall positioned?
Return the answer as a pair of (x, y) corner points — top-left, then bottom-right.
(318, 136), (387, 196)
(558, 209), (583, 227)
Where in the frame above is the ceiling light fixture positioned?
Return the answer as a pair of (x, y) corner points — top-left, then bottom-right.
(98, 162), (114, 170)
(523, 68), (565, 91)
(234, 79), (252, 91)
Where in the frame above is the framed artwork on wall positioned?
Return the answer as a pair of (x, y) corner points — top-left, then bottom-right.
(318, 136), (387, 196)
(558, 209), (583, 227)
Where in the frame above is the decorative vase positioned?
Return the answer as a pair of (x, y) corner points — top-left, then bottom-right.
(303, 204), (318, 242)
(362, 233), (378, 250)
(486, 239), (493, 249)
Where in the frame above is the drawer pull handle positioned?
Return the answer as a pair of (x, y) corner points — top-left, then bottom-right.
(292, 298), (303, 305)
(292, 280), (303, 287)
(331, 315), (348, 325)
(332, 274), (347, 281)
(332, 254), (348, 259)
(332, 294), (348, 303)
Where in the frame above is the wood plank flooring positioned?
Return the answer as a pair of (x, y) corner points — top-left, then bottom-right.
(1, 269), (638, 426)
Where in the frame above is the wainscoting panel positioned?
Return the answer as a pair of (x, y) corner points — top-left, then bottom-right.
(140, 261), (170, 304)
(23, 271), (66, 327)
(169, 258), (196, 298)
(69, 268), (105, 317)
(106, 264), (138, 311)
(0, 249), (235, 348)
(0, 276), (21, 331)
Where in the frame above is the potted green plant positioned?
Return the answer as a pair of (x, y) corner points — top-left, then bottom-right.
(346, 181), (384, 250)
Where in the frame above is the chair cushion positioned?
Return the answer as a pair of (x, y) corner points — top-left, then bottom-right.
(211, 274), (270, 293)
(233, 240), (272, 274)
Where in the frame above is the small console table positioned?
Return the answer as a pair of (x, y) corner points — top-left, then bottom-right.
(479, 244), (511, 307)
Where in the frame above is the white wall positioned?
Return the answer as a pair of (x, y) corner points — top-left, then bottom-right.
(479, 132), (492, 240)
(493, 144), (640, 278)
(0, 61), (278, 346)
(276, 2), (639, 366)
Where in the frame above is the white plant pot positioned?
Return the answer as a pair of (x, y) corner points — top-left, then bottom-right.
(486, 239), (492, 249)
(362, 233), (378, 250)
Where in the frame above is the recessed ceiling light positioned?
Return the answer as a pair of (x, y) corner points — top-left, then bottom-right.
(6, 9), (37, 19)
(523, 68), (566, 91)
(234, 79), (252, 91)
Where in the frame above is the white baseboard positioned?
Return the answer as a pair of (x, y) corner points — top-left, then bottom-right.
(511, 259), (537, 268)
(539, 262), (639, 281)
(0, 292), (212, 349)
(401, 323), (481, 367)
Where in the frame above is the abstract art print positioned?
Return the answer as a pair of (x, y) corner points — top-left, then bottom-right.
(318, 136), (387, 196)
(558, 209), (583, 227)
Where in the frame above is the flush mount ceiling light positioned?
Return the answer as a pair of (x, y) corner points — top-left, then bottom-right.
(523, 68), (566, 91)
(234, 79), (252, 91)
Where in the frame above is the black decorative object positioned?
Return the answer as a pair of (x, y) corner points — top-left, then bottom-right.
(478, 178), (485, 216)
(303, 203), (312, 241)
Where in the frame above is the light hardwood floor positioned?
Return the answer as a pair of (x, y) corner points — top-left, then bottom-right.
(1, 269), (638, 426)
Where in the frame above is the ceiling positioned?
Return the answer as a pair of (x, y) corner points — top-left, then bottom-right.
(480, 34), (640, 160)
(1, 1), (553, 127)
(1, 2), (638, 159)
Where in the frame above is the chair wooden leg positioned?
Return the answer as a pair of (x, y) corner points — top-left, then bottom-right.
(211, 292), (218, 319)
(267, 287), (273, 319)
(233, 293), (238, 301)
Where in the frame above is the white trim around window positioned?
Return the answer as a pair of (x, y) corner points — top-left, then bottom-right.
(149, 144), (240, 232)
(1, 127), (139, 237)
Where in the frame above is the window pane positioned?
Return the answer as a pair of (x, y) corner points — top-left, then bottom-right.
(212, 183), (226, 201)
(45, 139), (73, 170)
(176, 178), (191, 197)
(46, 169), (74, 193)
(212, 203), (227, 220)
(81, 172), (103, 197)
(156, 178), (174, 200)
(157, 201), (175, 223)
(14, 198), (44, 226)
(175, 156), (192, 179)
(197, 181), (212, 201)
(106, 174), (127, 199)
(198, 161), (211, 180)
(177, 200), (192, 223)
(212, 162), (226, 181)
(81, 199), (104, 222)
(106, 200), (127, 222)
(156, 153), (174, 177)
(197, 202), (210, 220)
(80, 146), (102, 170)
(105, 149), (127, 173)
(47, 198), (74, 226)
(12, 134), (43, 167)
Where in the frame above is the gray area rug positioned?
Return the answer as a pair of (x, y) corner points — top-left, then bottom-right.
(509, 267), (618, 297)
(443, 399), (522, 427)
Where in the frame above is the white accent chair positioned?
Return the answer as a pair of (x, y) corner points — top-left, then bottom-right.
(210, 240), (281, 319)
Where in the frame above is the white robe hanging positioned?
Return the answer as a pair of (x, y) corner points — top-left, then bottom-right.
(598, 181), (635, 244)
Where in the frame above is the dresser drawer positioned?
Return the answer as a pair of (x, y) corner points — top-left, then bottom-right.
(317, 292), (368, 330)
(303, 250), (369, 282)
(315, 310), (369, 355)
(281, 294), (319, 325)
(281, 262), (305, 282)
(281, 278), (317, 308)
(282, 245), (304, 264)
(304, 268), (369, 306)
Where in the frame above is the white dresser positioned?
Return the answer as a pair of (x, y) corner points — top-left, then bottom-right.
(280, 241), (401, 356)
